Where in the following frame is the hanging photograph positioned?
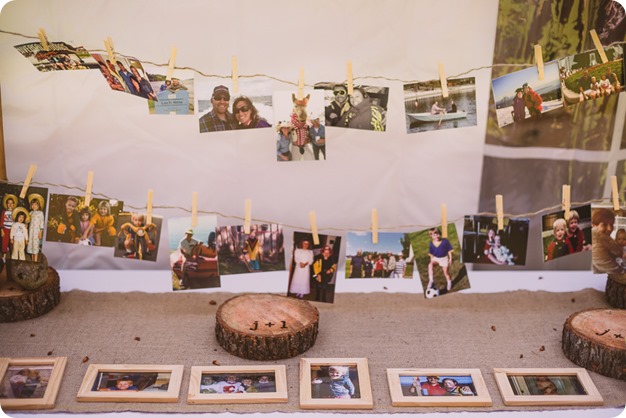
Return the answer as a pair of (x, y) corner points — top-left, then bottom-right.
(344, 232), (414, 279)
(386, 368), (492, 406)
(215, 224), (285, 275)
(197, 78), (273, 133)
(113, 212), (162, 262)
(461, 216), (530, 266)
(0, 357), (67, 410)
(409, 223), (471, 298)
(0, 183), (49, 263)
(168, 215), (220, 291)
(273, 90), (326, 162)
(287, 232), (341, 303)
(542, 205), (592, 262)
(558, 44), (623, 105)
(403, 77), (478, 133)
(90, 53), (156, 101)
(140, 63), (194, 115)
(14, 41), (98, 72)
(315, 82), (388, 131)
(491, 62), (563, 128)
(591, 205), (626, 274)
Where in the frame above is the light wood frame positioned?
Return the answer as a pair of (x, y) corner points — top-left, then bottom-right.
(187, 365), (288, 404)
(76, 364), (184, 403)
(493, 367), (603, 406)
(387, 368), (492, 407)
(299, 357), (373, 410)
(0, 357), (67, 410)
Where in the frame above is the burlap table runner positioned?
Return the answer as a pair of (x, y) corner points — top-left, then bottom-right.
(1, 288), (624, 414)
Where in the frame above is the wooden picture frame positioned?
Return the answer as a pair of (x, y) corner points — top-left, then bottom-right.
(76, 364), (184, 403)
(0, 357), (67, 410)
(386, 368), (492, 406)
(299, 358), (373, 410)
(493, 368), (603, 406)
(187, 365), (288, 404)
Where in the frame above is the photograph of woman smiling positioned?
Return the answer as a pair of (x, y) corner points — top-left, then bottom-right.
(232, 96), (271, 129)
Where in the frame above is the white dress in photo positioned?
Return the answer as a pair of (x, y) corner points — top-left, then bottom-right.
(289, 248), (314, 295)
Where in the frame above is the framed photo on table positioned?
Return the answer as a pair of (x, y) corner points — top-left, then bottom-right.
(299, 358), (373, 410)
(187, 365), (288, 404)
(0, 357), (67, 410)
(493, 368), (603, 406)
(76, 364), (184, 403)
(387, 368), (492, 406)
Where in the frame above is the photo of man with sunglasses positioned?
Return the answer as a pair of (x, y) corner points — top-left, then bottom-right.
(324, 84), (351, 126)
(199, 85), (237, 133)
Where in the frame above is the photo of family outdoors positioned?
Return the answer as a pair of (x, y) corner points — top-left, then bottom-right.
(198, 372), (277, 394)
(344, 232), (414, 279)
(400, 375), (477, 397)
(14, 41), (98, 72)
(215, 224), (285, 275)
(91, 53), (156, 102)
(541, 205), (592, 262)
(462, 216), (530, 266)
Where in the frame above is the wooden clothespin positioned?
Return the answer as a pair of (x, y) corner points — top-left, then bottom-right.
(166, 47), (177, 81)
(243, 198), (252, 234)
(562, 184), (571, 221)
(589, 29), (609, 64)
(191, 192), (198, 228)
(371, 208), (379, 244)
(534, 44), (544, 81)
(611, 176), (620, 210)
(84, 171), (94, 207)
(495, 194), (504, 231)
(346, 61), (354, 96)
(146, 189), (154, 225)
(37, 28), (49, 51)
(297, 67), (305, 100)
(231, 56), (239, 95)
(441, 204), (448, 238)
(309, 211), (319, 246)
(19, 164), (37, 199)
(438, 62), (449, 98)
(104, 37), (115, 63)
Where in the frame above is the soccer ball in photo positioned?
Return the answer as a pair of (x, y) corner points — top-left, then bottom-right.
(425, 287), (440, 299)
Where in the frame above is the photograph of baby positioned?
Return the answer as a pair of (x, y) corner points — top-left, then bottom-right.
(508, 375), (587, 396)
(273, 90), (325, 162)
(492, 62), (563, 128)
(315, 83), (388, 131)
(558, 44), (623, 106)
(461, 216), (530, 266)
(46, 195), (123, 248)
(14, 41), (99, 72)
(287, 232), (341, 303)
(199, 373), (277, 394)
(408, 224), (470, 299)
(1, 183), (48, 263)
(113, 212), (162, 262)
(215, 224), (285, 275)
(140, 63), (194, 115)
(91, 372), (171, 392)
(90, 53), (156, 100)
(591, 206), (626, 274)
(542, 205), (591, 262)
(311, 365), (360, 399)
(344, 232), (414, 279)
(197, 78), (273, 133)
(401, 375), (477, 397)
(403, 77), (477, 133)
(168, 215), (220, 291)
(0, 365), (52, 399)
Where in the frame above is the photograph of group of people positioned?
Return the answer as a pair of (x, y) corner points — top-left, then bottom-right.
(461, 216), (530, 266)
(591, 206), (626, 274)
(199, 373), (276, 394)
(215, 224), (285, 275)
(401, 375), (477, 397)
(541, 205), (592, 262)
(287, 232), (341, 304)
(91, 53), (157, 101)
(0, 366), (52, 399)
(344, 232), (413, 279)
(403, 77), (478, 133)
(0, 183), (48, 263)
(14, 41), (99, 72)
(91, 372), (171, 393)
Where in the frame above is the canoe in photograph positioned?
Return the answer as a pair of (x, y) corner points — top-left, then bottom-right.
(407, 110), (467, 122)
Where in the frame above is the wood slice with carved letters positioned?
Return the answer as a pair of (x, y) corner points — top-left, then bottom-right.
(215, 294), (319, 360)
(562, 309), (626, 381)
(606, 274), (626, 309)
(0, 267), (61, 323)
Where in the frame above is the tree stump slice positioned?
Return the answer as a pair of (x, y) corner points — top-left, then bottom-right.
(562, 309), (626, 381)
(215, 294), (319, 360)
(606, 274), (626, 308)
(0, 268), (61, 323)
